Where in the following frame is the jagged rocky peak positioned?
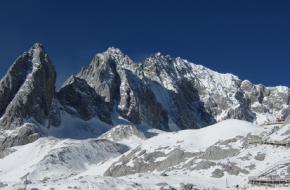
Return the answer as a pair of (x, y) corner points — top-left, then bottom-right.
(0, 43), (48, 113)
(143, 52), (176, 73)
(77, 48), (127, 103)
(0, 43), (59, 130)
(76, 47), (289, 129)
(94, 47), (136, 70)
(143, 53), (196, 90)
(2, 44), (288, 133)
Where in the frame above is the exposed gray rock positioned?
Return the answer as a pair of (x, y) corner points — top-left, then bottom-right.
(225, 90), (255, 122)
(117, 69), (169, 129)
(0, 44), (289, 136)
(48, 98), (61, 127)
(245, 164), (256, 170)
(254, 152), (266, 161)
(0, 148), (15, 158)
(74, 48), (289, 130)
(98, 124), (146, 142)
(143, 54), (216, 129)
(76, 48), (217, 130)
(57, 76), (111, 123)
(211, 169), (224, 178)
(0, 43), (58, 129)
(0, 124), (40, 157)
(77, 48), (170, 130)
(238, 153), (252, 161)
(202, 146), (240, 160)
(219, 137), (240, 145)
(157, 183), (176, 190)
(220, 162), (249, 175)
(0, 182), (8, 188)
(191, 160), (216, 170)
(181, 184), (194, 190)
(242, 81), (289, 120)
(0, 52), (31, 116)
(104, 148), (197, 177)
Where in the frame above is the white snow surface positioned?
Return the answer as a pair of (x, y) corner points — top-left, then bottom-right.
(98, 124), (146, 148)
(140, 119), (262, 153)
(1, 119), (290, 189)
(0, 137), (127, 182)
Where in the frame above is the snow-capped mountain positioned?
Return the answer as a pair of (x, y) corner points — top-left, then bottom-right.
(1, 120), (290, 190)
(74, 46), (289, 131)
(0, 43), (288, 134)
(0, 43), (289, 189)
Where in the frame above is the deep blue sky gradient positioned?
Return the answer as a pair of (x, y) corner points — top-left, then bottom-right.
(0, 0), (289, 87)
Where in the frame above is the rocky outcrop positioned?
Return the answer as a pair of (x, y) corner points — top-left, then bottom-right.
(117, 70), (169, 129)
(76, 48), (170, 130)
(57, 76), (111, 123)
(104, 147), (197, 177)
(0, 52), (31, 116)
(98, 124), (146, 142)
(0, 43), (59, 129)
(241, 80), (290, 121)
(0, 124), (40, 158)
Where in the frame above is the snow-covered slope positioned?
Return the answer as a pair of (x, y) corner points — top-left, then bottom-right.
(103, 120), (290, 189)
(98, 124), (146, 148)
(1, 120), (290, 190)
(0, 137), (128, 183)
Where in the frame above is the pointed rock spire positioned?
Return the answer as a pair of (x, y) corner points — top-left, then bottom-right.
(0, 43), (59, 129)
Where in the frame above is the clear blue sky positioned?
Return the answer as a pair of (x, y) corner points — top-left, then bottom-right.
(0, 0), (289, 87)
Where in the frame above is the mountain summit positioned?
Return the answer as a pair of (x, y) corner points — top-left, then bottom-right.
(0, 43), (289, 149)
(74, 46), (289, 130)
(0, 44), (289, 189)
(0, 43), (59, 130)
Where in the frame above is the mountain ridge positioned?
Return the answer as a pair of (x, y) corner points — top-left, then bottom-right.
(0, 43), (289, 148)
(0, 43), (289, 190)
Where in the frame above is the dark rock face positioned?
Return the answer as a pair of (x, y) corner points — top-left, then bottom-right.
(142, 54), (216, 129)
(0, 53), (32, 116)
(171, 78), (215, 129)
(225, 90), (255, 121)
(117, 69), (169, 130)
(57, 76), (111, 123)
(0, 43), (59, 129)
(98, 124), (146, 142)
